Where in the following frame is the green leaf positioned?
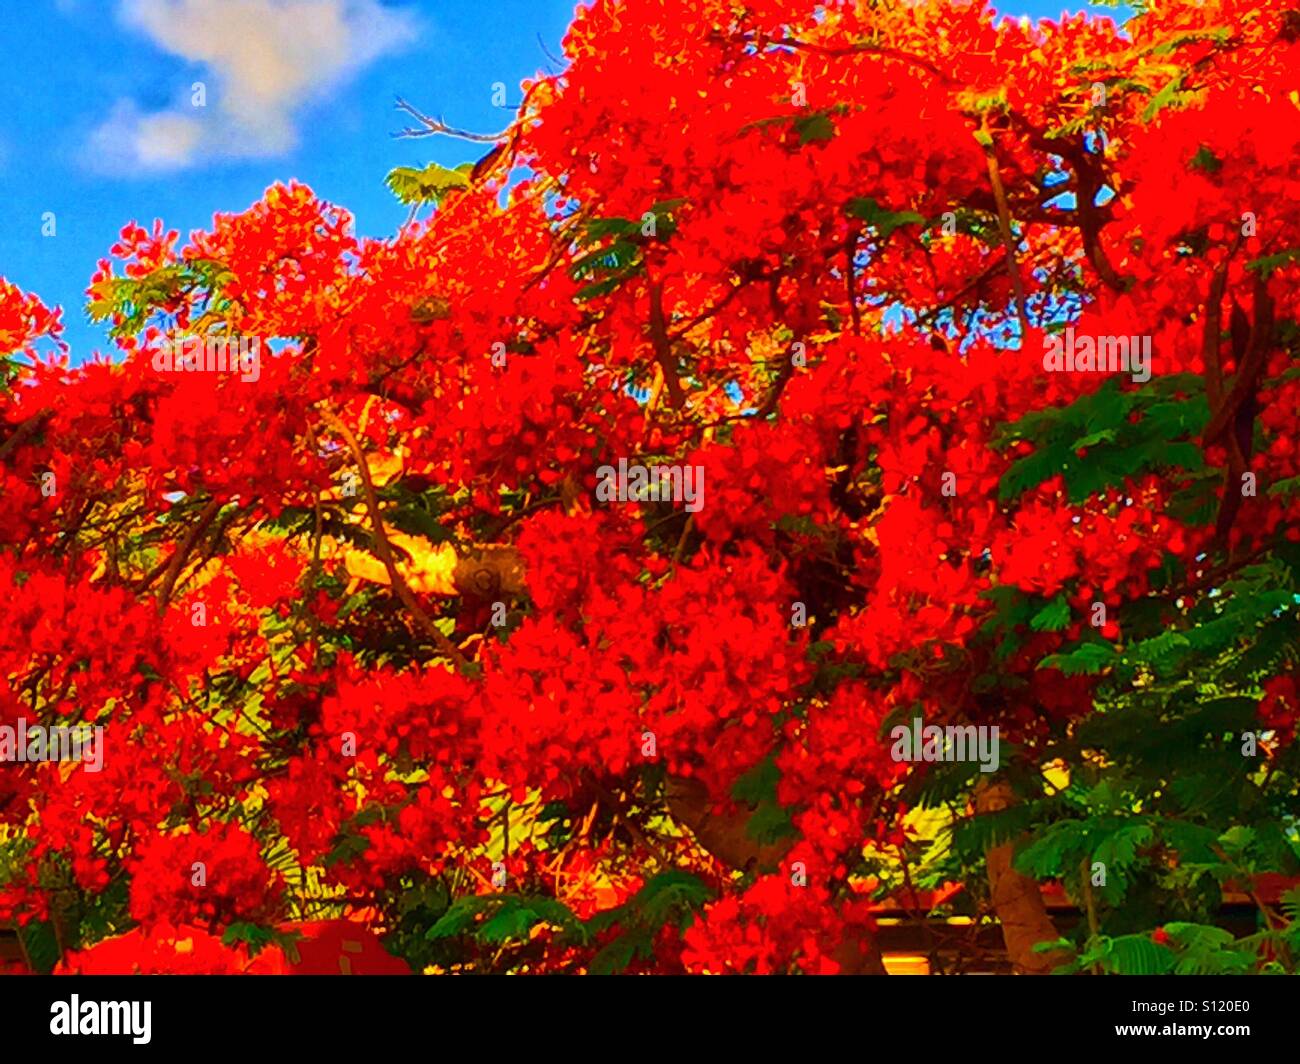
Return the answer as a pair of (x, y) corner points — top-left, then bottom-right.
(1137, 27), (1231, 60)
(1039, 641), (1118, 676)
(1144, 396), (1210, 439)
(1124, 629), (1192, 676)
(1188, 145), (1223, 174)
(384, 161), (473, 206)
(571, 238), (644, 301)
(995, 377), (1208, 502)
(793, 113), (835, 144)
(731, 755), (780, 805)
(582, 217), (639, 241)
(1110, 933), (1176, 974)
(1268, 475), (1300, 498)
(1150, 440), (1205, 474)
(1247, 248), (1300, 280)
(1030, 595), (1071, 632)
(426, 895), (583, 945)
(17, 921), (61, 975)
(997, 440), (1073, 501)
(846, 197), (925, 241)
(950, 803), (1042, 861)
(1071, 428), (1118, 449)
(1016, 821), (1090, 877)
(1093, 822), (1155, 870)
(477, 900), (543, 943)
(222, 922), (303, 962)
(635, 870), (713, 927)
(1217, 825), (1255, 857)
(588, 929), (648, 974)
(426, 896), (493, 939)
(385, 504), (454, 544)
(576, 273), (638, 302)
(322, 832), (370, 867)
(1164, 921), (1235, 951)
(746, 800), (798, 845)
(1167, 471), (1221, 526)
(571, 240), (640, 280)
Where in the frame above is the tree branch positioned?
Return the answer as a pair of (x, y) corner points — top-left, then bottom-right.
(978, 116), (1031, 344)
(646, 273), (686, 410)
(157, 497), (223, 609)
(320, 409), (470, 672)
(392, 96), (509, 143)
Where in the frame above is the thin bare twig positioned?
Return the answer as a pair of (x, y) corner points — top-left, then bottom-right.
(536, 32), (567, 72)
(393, 96), (508, 143)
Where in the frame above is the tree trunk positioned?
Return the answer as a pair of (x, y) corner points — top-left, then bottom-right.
(975, 778), (1071, 974)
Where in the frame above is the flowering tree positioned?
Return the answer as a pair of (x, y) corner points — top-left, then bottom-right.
(3, 0), (1300, 975)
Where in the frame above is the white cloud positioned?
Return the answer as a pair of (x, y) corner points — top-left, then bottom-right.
(87, 0), (419, 172)
(135, 110), (207, 167)
(90, 100), (207, 171)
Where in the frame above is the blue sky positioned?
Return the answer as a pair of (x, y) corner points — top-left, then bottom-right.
(0, 0), (1131, 361)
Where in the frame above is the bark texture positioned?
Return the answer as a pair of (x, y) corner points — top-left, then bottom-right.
(975, 778), (1071, 974)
